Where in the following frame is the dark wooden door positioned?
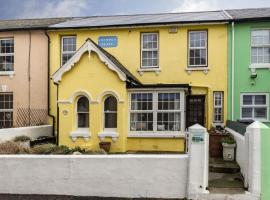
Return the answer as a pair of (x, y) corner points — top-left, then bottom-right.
(186, 95), (205, 128)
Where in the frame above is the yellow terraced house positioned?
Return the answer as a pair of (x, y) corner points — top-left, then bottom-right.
(49, 11), (228, 152)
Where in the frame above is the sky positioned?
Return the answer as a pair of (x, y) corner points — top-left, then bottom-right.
(0, 0), (269, 20)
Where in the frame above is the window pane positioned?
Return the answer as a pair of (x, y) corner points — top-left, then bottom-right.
(78, 113), (89, 128)
(157, 112), (181, 131)
(130, 113), (153, 131)
(61, 36), (76, 65)
(131, 93), (152, 110)
(243, 95), (253, 105)
(242, 108), (253, 118)
(77, 97), (89, 112)
(105, 113), (117, 128)
(0, 39), (14, 54)
(104, 96), (117, 111)
(252, 30), (270, 46)
(255, 95), (266, 105)
(158, 93), (180, 110)
(254, 108), (267, 118)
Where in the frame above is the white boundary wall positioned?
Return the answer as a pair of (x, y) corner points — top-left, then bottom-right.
(0, 154), (188, 199)
(0, 125), (52, 142)
(226, 127), (246, 176)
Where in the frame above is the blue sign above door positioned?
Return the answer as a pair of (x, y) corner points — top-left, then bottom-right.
(98, 36), (118, 48)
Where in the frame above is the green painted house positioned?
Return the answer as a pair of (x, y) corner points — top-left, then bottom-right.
(227, 8), (270, 127)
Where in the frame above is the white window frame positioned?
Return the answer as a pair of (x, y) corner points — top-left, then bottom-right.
(0, 92), (13, 128)
(0, 38), (14, 74)
(240, 93), (269, 122)
(250, 29), (270, 69)
(188, 30), (208, 68)
(128, 89), (185, 138)
(61, 36), (76, 66)
(213, 92), (223, 124)
(103, 95), (117, 132)
(76, 96), (90, 129)
(140, 33), (159, 69)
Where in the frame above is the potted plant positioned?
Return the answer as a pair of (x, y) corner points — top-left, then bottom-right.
(221, 136), (236, 161)
(99, 141), (111, 153)
(13, 135), (31, 148)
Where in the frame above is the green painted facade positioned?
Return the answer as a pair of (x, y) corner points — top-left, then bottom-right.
(228, 21), (270, 127)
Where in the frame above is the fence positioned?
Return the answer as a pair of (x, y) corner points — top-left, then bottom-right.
(16, 108), (48, 127)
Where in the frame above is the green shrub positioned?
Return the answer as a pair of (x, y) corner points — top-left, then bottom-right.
(71, 146), (92, 154)
(50, 145), (71, 154)
(221, 136), (236, 144)
(0, 141), (30, 154)
(13, 135), (31, 142)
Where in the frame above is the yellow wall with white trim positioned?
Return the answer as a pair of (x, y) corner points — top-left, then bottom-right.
(49, 24), (227, 152)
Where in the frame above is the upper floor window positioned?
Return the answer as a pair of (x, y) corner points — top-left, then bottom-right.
(141, 33), (158, 68)
(0, 38), (14, 72)
(240, 93), (269, 121)
(77, 96), (89, 128)
(213, 92), (223, 123)
(188, 31), (207, 67)
(0, 92), (13, 128)
(61, 36), (76, 66)
(251, 29), (270, 65)
(104, 96), (117, 129)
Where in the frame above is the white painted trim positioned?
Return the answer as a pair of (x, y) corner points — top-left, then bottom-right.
(96, 90), (124, 103)
(185, 67), (209, 75)
(52, 39), (127, 83)
(0, 71), (15, 76)
(68, 90), (93, 103)
(240, 93), (269, 121)
(249, 64), (270, 69)
(98, 131), (119, 142)
(137, 68), (161, 76)
(70, 128), (91, 142)
(128, 133), (185, 138)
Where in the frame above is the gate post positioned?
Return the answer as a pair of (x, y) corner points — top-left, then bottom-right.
(187, 124), (209, 199)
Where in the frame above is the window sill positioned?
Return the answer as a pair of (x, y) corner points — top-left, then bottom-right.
(137, 68), (161, 76)
(186, 67), (209, 75)
(128, 133), (185, 138)
(98, 131), (119, 141)
(70, 129), (91, 142)
(249, 64), (270, 69)
(240, 118), (269, 123)
(0, 71), (15, 76)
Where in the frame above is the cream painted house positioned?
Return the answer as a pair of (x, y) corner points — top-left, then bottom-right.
(0, 18), (69, 128)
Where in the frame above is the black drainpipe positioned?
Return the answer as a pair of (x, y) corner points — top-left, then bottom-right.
(55, 82), (59, 145)
(45, 31), (56, 138)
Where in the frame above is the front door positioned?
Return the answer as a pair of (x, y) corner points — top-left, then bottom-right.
(186, 95), (205, 128)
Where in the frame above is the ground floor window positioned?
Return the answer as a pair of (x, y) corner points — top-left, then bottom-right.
(240, 93), (269, 121)
(77, 96), (89, 128)
(104, 96), (117, 129)
(0, 92), (13, 128)
(129, 90), (184, 135)
(213, 91), (223, 123)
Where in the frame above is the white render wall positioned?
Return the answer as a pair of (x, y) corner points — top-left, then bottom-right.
(226, 127), (246, 176)
(0, 125), (52, 142)
(0, 154), (188, 199)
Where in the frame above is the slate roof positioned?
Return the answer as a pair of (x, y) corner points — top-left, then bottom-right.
(0, 17), (72, 31)
(226, 7), (270, 20)
(49, 11), (229, 29)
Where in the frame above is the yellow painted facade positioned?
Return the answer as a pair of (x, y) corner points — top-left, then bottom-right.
(49, 24), (228, 152)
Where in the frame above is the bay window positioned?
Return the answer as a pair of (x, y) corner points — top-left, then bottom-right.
(240, 93), (269, 121)
(129, 91), (184, 136)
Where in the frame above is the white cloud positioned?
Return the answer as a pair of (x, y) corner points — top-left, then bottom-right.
(18, 0), (89, 18)
(172, 0), (219, 12)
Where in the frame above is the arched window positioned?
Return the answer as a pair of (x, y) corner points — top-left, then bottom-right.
(77, 96), (89, 128)
(104, 96), (117, 129)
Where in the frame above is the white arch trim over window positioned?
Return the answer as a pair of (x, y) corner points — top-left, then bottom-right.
(97, 90), (124, 103)
(58, 90), (94, 104)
